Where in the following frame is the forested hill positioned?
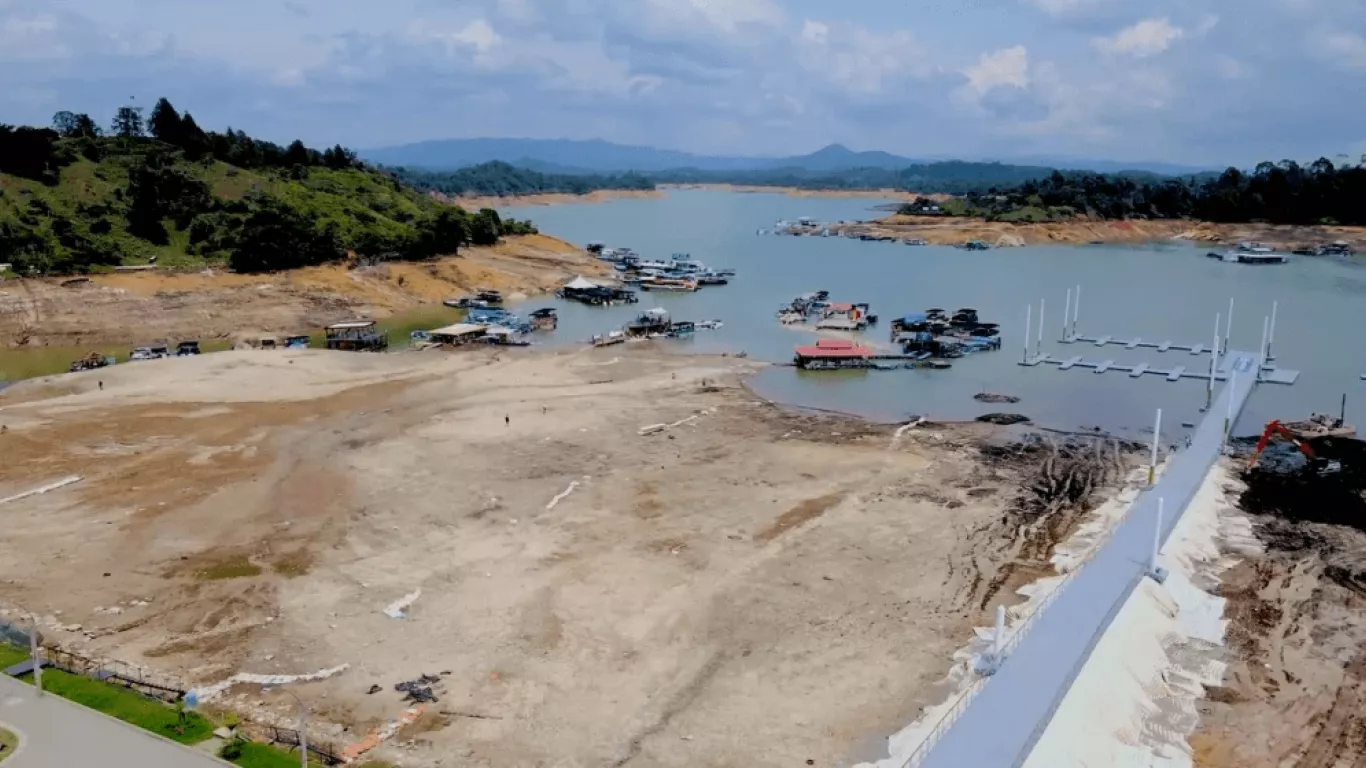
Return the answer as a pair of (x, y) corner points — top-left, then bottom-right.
(645, 162), (1175, 195)
(389, 161), (654, 197)
(944, 161), (1366, 225)
(0, 99), (533, 276)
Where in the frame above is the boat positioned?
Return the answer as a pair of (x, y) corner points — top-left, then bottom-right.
(592, 330), (626, 347)
(697, 320), (723, 330)
(129, 344), (170, 361)
(639, 276), (699, 292)
(1284, 399), (1356, 439)
(625, 308), (673, 337)
(697, 272), (729, 286)
(1206, 250), (1287, 264)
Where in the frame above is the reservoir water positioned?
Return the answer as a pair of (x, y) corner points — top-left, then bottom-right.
(503, 189), (1366, 441)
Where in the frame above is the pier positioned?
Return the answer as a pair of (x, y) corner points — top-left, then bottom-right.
(903, 288), (1304, 768)
(912, 352), (1262, 768)
(1016, 288), (1300, 384)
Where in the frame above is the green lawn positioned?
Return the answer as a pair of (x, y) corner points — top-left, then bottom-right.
(224, 741), (320, 768)
(19, 669), (213, 744)
(0, 643), (28, 670)
(0, 726), (17, 763)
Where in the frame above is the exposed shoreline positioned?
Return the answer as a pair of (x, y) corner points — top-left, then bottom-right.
(822, 214), (1366, 250)
(0, 234), (606, 352)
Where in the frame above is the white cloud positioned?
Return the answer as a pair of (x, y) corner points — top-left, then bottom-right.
(449, 19), (501, 53)
(801, 19), (828, 44)
(963, 46), (1030, 96)
(1025, 0), (1098, 15)
(641, 0), (784, 34)
(1319, 30), (1366, 70)
(0, 14), (69, 61)
(1215, 54), (1246, 79)
(1094, 17), (1184, 57)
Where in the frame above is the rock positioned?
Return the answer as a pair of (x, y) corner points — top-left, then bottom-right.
(213, 727), (235, 740)
(975, 413), (1031, 426)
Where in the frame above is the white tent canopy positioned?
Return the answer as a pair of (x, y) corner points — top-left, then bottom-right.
(564, 276), (599, 290)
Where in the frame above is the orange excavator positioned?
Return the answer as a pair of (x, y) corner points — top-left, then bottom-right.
(1247, 420), (1341, 474)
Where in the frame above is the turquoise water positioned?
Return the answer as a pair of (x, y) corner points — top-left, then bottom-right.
(504, 189), (1366, 441)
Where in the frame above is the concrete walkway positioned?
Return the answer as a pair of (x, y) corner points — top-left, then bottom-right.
(0, 673), (227, 767)
(919, 352), (1258, 768)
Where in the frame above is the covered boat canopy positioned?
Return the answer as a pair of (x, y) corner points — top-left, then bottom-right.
(564, 276), (600, 290)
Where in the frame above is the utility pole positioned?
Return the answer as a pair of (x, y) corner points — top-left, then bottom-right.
(30, 615), (43, 695)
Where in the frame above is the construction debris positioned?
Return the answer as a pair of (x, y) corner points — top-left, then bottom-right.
(973, 392), (1021, 404)
(383, 588), (422, 619)
(545, 481), (580, 510)
(395, 674), (443, 703)
(190, 664), (351, 703)
(0, 475), (83, 506)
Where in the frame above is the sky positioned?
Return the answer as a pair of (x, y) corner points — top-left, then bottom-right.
(2, 0), (1365, 167)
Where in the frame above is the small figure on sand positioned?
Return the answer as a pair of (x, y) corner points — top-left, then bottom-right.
(505, 414), (510, 427)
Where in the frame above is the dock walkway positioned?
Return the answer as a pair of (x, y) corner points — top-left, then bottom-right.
(915, 351), (1259, 768)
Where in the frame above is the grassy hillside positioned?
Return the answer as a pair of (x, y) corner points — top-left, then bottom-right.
(0, 101), (534, 276)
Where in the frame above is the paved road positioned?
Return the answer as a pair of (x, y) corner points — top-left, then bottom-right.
(0, 673), (226, 767)
(920, 352), (1258, 768)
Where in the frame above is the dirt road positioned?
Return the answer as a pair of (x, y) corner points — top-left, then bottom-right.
(0, 346), (1137, 767)
(0, 234), (606, 348)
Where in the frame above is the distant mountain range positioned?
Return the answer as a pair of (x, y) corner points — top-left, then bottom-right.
(361, 138), (1216, 177)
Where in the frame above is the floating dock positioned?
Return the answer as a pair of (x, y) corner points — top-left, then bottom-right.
(1021, 348), (1296, 384)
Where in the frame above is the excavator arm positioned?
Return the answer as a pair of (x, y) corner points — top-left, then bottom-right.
(1247, 420), (1332, 473)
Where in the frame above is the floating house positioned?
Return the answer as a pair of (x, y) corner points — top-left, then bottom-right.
(426, 323), (489, 346)
(793, 339), (873, 369)
(529, 308), (559, 330)
(326, 321), (389, 352)
(559, 276), (638, 305)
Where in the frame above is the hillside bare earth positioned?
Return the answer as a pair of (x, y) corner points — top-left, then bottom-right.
(0, 234), (605, 348)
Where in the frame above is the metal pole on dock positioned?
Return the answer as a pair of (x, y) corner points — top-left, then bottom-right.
(1207, 313), (1220, 410)
(1268, 300), (1279, 361)
(1225, 370), (1236, 444)
(993, 604), (1006, 658)
(1260, 316), (1269, 368)
(1149, 408), (1161, 486)
(30, 615), (43, 696)
(1225, 298), (1234, 355)
(1072, 284), (1081, 336)
(1023, 304), (1032, 364)
(1037, 299), (1045, 358)
(1149, 497), (1165, 579)
(1062, 288), (1071, 341)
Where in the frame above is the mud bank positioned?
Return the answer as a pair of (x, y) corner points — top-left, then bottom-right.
(0, 234), (606, 349)
(1190, 437), (1366, 766)
(832, 215), (1366, 250)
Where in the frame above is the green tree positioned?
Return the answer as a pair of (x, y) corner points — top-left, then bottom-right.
(229, 200), (343, 272)
(70, 113), (101, 138)
(52, 111), (79, 136)
(178, 112), (209, 159)
(469, 208), (501, 246)
(283, 139), (310, 167)
(111, 106), (144, 138)
(148, 98), (184, 144)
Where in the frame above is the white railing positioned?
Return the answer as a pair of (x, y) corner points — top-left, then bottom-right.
(897, 479), (1155, 768)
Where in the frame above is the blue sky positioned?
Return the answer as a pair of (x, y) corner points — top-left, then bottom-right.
(3, 0), (1365, 166)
